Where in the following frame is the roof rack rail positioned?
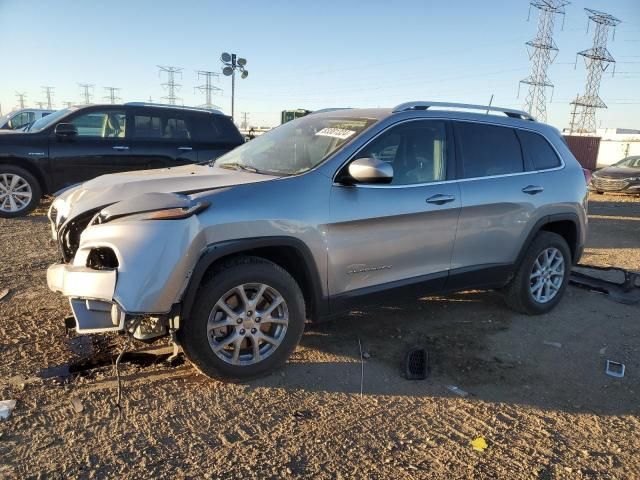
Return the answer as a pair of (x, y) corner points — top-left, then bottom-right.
(124, 102), (224, 115)
(392, 101), (535, 121)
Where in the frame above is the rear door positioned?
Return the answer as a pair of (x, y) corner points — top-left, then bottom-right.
(328, 119), (460, 307)
(192, 113), (245, 163)
(449, 121), (540, 286)
(48, 108), (131, 188)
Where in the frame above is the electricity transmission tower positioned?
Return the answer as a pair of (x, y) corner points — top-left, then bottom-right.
(79, 84), (94, 104)
(519, 0), (569, 122)
(240, 112), (249, 130)
(35, 102), (47, 109)
(569, 8), (621, 134)
(103, 86), (122, 104)
(41, 86), (55, 109)
(63, 101), (75, 108)
(195, 70), (222, 109)
(158, 65), (183, 105)
(16, 92), (27, 109)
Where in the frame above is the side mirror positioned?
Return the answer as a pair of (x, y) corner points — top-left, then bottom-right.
(346, 157), (393, 184)
(55, 123), (78, 138)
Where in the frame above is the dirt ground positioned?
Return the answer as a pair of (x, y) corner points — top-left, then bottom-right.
(1, 193), (639, 479)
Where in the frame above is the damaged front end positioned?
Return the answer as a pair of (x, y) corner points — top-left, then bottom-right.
(47, 192), (208, 342)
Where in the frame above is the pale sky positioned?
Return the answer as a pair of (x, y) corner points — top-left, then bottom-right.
(0, 0), (638, 129)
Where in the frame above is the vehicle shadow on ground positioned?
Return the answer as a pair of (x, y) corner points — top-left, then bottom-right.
(247, 288), (639, 416)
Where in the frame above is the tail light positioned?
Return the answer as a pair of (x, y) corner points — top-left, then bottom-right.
(582, 168), (592, 185)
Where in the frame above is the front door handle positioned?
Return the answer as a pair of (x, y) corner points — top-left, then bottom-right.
(522, 185), (544, 195)
(112, 145), (129, 151)
(178, 146), (193, 151)
(426, 194), (456, 205)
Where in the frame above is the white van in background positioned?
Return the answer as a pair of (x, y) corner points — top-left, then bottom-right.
(0, 108), (55, 130)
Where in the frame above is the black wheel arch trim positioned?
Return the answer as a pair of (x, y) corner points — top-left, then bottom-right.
(180, 236), (328, 322)
(516, 212), (583, 267)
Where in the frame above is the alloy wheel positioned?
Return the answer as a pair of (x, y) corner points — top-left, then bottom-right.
(207, 283), (289, 365)
(529, 247), (565, 303)
(0, 173), (32, 213)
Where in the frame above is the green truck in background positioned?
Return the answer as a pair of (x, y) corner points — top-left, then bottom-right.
(281, 109), (311, 124)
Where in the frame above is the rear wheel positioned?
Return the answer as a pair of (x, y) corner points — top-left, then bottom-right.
(179, 256), (306, 381)
(504, 231), (571, 315)
(0, 166), (41, 218)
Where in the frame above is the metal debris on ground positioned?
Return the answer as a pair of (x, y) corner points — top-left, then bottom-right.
(0, 400), (17, 420)
(605, 360), (625, 378)
(404, 346), (429, 380)
(446, 385), (469, 398)
(570, 264), (640, 304)
(543, 341), (563, 348)
(471, 437), (488, 452)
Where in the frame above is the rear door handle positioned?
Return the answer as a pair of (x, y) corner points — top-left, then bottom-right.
(522, 185), (544, 195)
(178, 146), (193, 151)
(112, 145), (129, 151)
(426, 194), (456, 205)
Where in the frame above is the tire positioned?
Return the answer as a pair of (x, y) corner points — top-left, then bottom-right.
(504, 231), (572, 315)
(0, 165), (42, 218)
(179, 256), (306, 381)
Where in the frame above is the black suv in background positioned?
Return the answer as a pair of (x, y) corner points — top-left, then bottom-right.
(0, 103), (244, 217)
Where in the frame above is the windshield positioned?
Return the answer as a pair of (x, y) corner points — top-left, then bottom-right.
(28, 108), (74, 132)
(613, 156), (640, 168)
(215, 115), (378, 175)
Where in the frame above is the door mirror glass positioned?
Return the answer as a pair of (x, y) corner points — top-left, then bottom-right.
(347, 157), (393, 184)
(55, 123), (78, 138)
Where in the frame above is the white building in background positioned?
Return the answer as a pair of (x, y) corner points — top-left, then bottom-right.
(596, 128), (640, 167)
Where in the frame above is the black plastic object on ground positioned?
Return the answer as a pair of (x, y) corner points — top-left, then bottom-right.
(404, 346), (429, 380)
(570, 264), (640, 305)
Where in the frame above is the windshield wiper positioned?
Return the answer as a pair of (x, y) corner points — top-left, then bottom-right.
(218, 162), (259, 173)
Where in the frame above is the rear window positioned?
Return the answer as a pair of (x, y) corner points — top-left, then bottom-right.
(517, 130), (561, 170)
(191, 114), (244, 144)
(455, 122), (524, 178)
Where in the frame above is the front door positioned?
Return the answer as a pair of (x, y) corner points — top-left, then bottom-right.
(328, 119), (460, 310)
(48, 108), (131, 190)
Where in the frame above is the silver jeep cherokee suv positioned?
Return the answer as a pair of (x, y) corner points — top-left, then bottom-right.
(47, 101), (589, 380)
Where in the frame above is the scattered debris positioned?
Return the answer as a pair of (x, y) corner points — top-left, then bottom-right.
(570, 264), (640, 304)
(0, 400), (16, 420)
(0, 288), (9, 301)
(357, 337), (364, 397)
(605, 360), (625, 378)
(543, 341), (563, 348)
(404, 347), (429, 380)
(446, 385), (469, 398)
(471, 437), (488, 451)
(69, 397), (84, 414)
(292, 410), (313, 420)
(599, 346), (607, 356)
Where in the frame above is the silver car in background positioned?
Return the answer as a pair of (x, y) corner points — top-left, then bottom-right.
(47, 101), (589, 380)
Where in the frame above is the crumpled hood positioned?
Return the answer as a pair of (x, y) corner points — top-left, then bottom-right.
(52, 164), (278, 225)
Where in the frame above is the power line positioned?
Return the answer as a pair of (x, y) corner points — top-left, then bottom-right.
(15, 92), (27, 109)
(194, 70), (222, 109)
(103, 86), (122, 104)
(41, 86), (55, 109)
(78, 84), (94, 105)
(158, 65), (183, 105)
(519, 0), (569, 122)
(569, 8), (622, 134)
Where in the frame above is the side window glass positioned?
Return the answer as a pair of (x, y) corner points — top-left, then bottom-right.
(9, 113), (28, 129)
(517, 130), (561, 170)
(134, 114), (191, 140)
(456, 122), (523, 178)
(71, 111), (126, 138)
(357, 121), (447, 185)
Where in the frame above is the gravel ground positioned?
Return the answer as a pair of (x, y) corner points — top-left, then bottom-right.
(0, 193), (639, 479)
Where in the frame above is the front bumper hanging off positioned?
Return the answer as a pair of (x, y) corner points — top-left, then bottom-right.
(47, 264), (125, 333)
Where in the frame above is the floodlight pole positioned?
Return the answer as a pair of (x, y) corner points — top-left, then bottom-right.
(231, 54), (236, 120)
(221, 52), (248, 123)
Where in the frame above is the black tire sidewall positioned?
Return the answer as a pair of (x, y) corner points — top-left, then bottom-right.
(180, 259), (305, 381)
(0, 165), (42, 218)
(519, 232), (572, 314)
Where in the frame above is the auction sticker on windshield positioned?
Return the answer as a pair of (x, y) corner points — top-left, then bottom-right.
(315, 128), (356, 140)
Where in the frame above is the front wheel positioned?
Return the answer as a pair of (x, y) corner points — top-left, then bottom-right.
(179, 256), (306, 381)
(0, 166), (42, 218)
(504, 231), (571, 315)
